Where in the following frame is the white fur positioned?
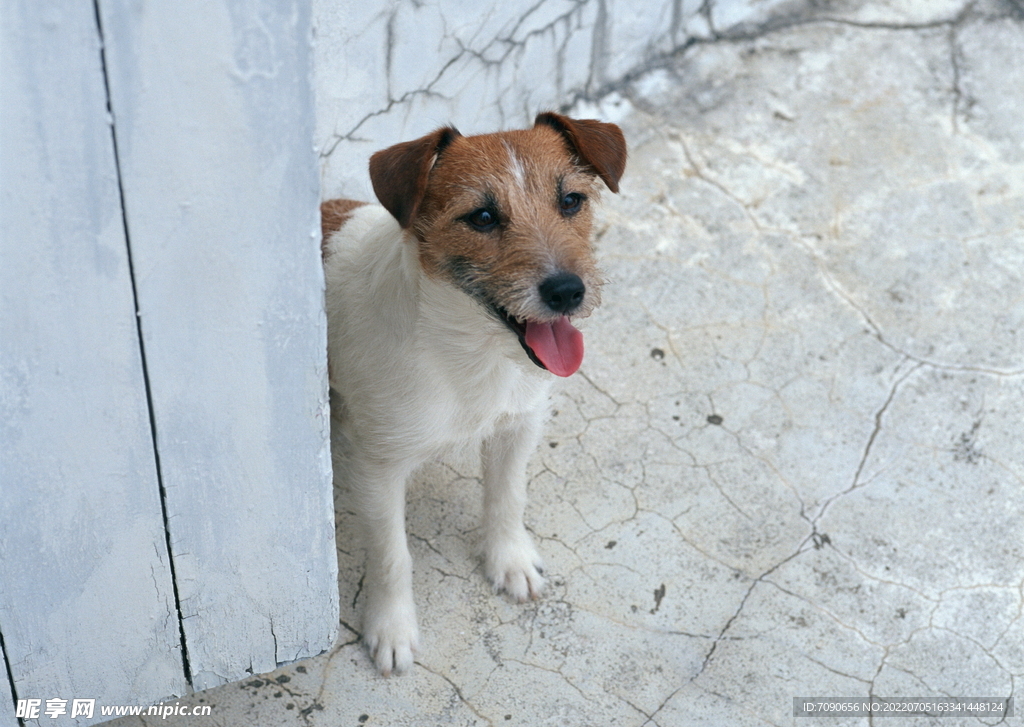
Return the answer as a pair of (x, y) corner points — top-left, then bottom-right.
(324, 204), (552, 675)
(503, 140), (527, 192)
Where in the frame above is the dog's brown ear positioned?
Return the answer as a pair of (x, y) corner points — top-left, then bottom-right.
(534, 112), (627, 193)
(369, 126), (461, 228)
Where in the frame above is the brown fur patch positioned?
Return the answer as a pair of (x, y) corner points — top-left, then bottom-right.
(320, 199), (367, 257)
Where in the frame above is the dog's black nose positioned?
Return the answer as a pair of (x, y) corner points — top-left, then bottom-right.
(539, 272), (585, 314)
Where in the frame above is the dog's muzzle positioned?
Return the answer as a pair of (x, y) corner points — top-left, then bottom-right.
(494, 272), (587, 377)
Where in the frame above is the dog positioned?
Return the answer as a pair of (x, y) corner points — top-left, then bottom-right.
(321, 112), (626, 675)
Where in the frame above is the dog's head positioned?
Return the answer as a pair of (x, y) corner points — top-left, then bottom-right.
(368, 112), (626, 377)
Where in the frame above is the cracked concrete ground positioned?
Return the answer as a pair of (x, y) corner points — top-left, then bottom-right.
(107, 2), (1023, 725)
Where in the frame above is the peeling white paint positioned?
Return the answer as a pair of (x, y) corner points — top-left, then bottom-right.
(0, 1), (187, 722)
(2, 0), (337, 722)
(96, 0), (338, 693)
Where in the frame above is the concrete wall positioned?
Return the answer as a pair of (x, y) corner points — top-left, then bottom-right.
(313, 0), (802, 200)
(312, 0), (972, 201)
(315, 0), (691, 199)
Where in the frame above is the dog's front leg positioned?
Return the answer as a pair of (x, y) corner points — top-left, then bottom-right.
(481, 412), (546, 601)
(348, 455), (419, 675)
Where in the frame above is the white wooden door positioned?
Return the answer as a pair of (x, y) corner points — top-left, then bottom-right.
(0, 1), (337, 723)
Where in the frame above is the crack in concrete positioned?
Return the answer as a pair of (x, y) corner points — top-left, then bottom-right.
(571, 0), (990, 118)
(845, 363), (923, 494)
(659, 123), (1024, 382)
(416, 662), (496, 726)
(408, 531), (448, 561)
(691, 544), (810, 682)
(457, 0), (593, 80)
(502, 653), (656, 723)
(804, 653), (873, 684)
(321, 0), (597, 158)
(949, 20), (965, 134)
(796, 235), (1024, 377)
(763, 577), (897, 649)
(827, 549), (939, 604)
(320, 65), (456, 154)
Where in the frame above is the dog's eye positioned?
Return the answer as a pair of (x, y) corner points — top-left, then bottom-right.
(465, 207), (498, 232)
(559, 192), (584, 216)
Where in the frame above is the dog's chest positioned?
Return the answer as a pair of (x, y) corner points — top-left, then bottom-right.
(416, 341), (551, 442)
(325, 206), (554, 448)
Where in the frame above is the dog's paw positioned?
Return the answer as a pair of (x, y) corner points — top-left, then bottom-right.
(363, 600), (419, 676)
(483, 534), (546, 602)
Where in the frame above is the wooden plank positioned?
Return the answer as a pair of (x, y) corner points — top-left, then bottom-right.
(1, 644), (15, 727)
(95, 0), (338, 689)
(0, 0), (188, 721)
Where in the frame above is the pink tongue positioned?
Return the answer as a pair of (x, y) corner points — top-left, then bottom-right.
(524, 316), (584, 377)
